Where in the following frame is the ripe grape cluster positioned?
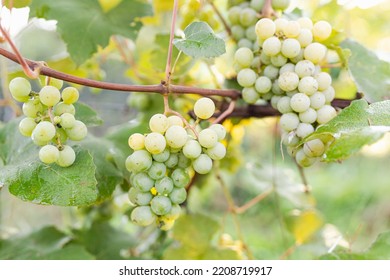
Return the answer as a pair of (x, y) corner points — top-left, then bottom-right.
(233, 15), (338, 166)
(9, 77), (87, 167)
(126, 97), (226, 230)
(180, 0), (221, 31)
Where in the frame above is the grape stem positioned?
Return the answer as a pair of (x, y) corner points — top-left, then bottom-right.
(164, 0), (179, 85)
(206, 0), (232, 36)
(213, 100), (236, 124)
(261, 0), (275, 18)
(233, 188), (273, 214)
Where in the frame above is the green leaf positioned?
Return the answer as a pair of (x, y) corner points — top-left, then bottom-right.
(365, 231), (390, 259)
(173, 22), (226, 58)
(340, 39), (390, 102)
(29, 0), (153, 64)
(44, 244), (96, 260)
(307, 99), (390, 162)
(74, 102), (103, 127)
(4, 0), (31, 8)
(73, 221), (136, 260)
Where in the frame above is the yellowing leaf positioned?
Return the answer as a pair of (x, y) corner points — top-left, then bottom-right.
(98, 0), (122, 12)
(288, 209), (324, 245)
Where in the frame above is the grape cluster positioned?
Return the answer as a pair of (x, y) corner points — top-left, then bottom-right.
(180, 0), (221, 31)
(9, 77), (87, 167)
(234, 17), (338, 166)
(228, 0), (291, 49)
(126, 97), (226, 230)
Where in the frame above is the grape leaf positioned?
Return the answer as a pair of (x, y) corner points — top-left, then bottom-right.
(341, 39), (390, 102)
(74, 102), (103, 127)
(173, 22), (226, 58)
(306, 99), (390, 162)
(29, 0), (153, 65)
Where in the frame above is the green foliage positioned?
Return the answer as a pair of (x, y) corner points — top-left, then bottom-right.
(29, 0), (153, 64)
(3, 0), (31, 8)
(173, 22), (226, 58)
(74, 102), (103, 127)
(341, 39), (390, 102)
(307, 100), (390, 161)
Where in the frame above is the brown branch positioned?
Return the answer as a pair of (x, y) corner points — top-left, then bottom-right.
(0, 47), (241, 99)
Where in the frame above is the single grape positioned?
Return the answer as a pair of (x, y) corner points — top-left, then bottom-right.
(183, 139), (202, 159)
(279, 112), (300, 131)
(260, 52), (271, 65)
(177, 152), (191, 168)
(125, 150), (153, 173)
(296, 123), (314, 138)
(298, 76), (319, 95)
(133, 172), (155, 192)
(46, 77), (63, 89)
(164, 152), (179, 169)
(61, 87), (79, 104)
(18, 117), (37, 137)
(290, 93), (311, 113)
(237, 68), (257, 87)
(155, 177), (174, 195)
(167, 115), (184, 127)
(277, 96), (292, 114)
(164, 203), (182, 220)
(54, 102), (76, 116)
(192, 154), (213, 174)
(228, 6), (241, 25)
(279, 63), (295, 75)
(165, 125), (188, 149)
(169, 187), (187, 205)
(281, 38), (301, 58)
(149, 114), (169, 133)
(198, 128), (218, 148)
(57, 145), (76, 167)
(315, 72), (332, 91)
(255, 76), (272, 94)
(246, 25), (257, 41)
(289, 49), (304, 64)
(134, 191), (153, 206)
(128, 187), (139, 206)
(152, 149), (170, 162)
(32, 121), (56, 142)
(234, 47), (254, 68)
(263, 65), (279, 80)
(22, 99), (42, 118)
(9, 77), (31, 102)
(231, 25), (245, 41)
(278, 72), (299, 92)
(310, 92), (326, 109)
(274, 18), (288, 33)
(151, 195), (172, 216)
(316, 105), (337, 124)
(128, 133), (145, 151)
(209, 124), (226, 141)
(255, 18), (276, 40)
(171, 168), (190, 188)
(59, 112), (76, 129)
(262, 36), (281, 56)
(66, 120), (87, 141)
(295, 148), (317, 167)
(322, 86), (336, 103)
(194, 97), (215, 119)
(131, 206), (156, 226)
(148, 161), (167, 180)
(283, 20), (301, 38)
(304, 139), (325, 157)
(206, 142), (226, 160)
(242, 87), (259, 104)
(272, 0), (290, 10)
(239, 7), (257, 27)
(299, 108), (317, 124)
(312, 20), (332, 41)
(294, 60), (315, 78)
(297, 17), (313, 29)
(39, 145), (59, 164)
(39, 86), (61, 107)
(144, 132), (166, 154)
(297, 28), (313, 47)
(304, 42), (327, 64)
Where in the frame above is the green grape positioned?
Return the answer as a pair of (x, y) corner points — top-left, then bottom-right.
(39, 145), (59, 164)
(234, 47), (254, 68)
(239, 7), (257, 27)
(295, 148), (317, 167)
(128, 187), (139, 206)
(262, 36), (281, 56)
(165, 152), (179, 169)
(304, 139), (325, 157)
(183, 139), (202, 159)
(164, 204), (182, 220)
(312, 20), (332, 41)
(278, 72), (299, 92)
(281, 131), (299, 146)
(167, 115), (183, 127)
(281, 38), (301, 58)
(194, 97), (215, 119)
(280, 112), (299, 131)
(289, 49), (304, 64)
(177, 152), (191, 168)
(274, 18), (288, 33)
(299, 108), (317, 124)
(171, 168), (190, 188)
(57, 145), (76, 167)
(209, 124), (226, 141)
(228, 6), (241, 24)
(263, 65), (279, 80)
(158, 216), (176, 231)
(152, 149), (170, 162)
(310, 92), (326, 109)
(149, 114), (169, 133)
(272, 0), (290, 10)
(32, 121), (56, 142)
(295, 60), (315, 78)
(22, 99), (42, 118)
(9, 77), (31, 102)
(155, 177), (174, 195)
(290, 93), (311, 113)
(270, 54), (288, 67)
(283, 20), (301, 38)
(46, 77), (63, 89)
(144, 132), (166, 154)
(272, 81), (284, 95)
(303, 42), (327, 64)
(250, 0), (264, 10)
(134, 191), (153, 206)
(298, 76), (319, 95)
(66, 120), (87, 141)
(31, 134), (49, 146)
(297, 17), (313, 29)
(206, 142), (226, 160)
(271, 95), (282, 109)
(315, 72), (332, 91)
(169, 187), (187, 204)
(61, 87), (79, 104)
(131, 206), (156, 226)
(279, 63), (295, 74)
(39, 86), (61, 107)
(128, 133), (145, 151)
(297, 28), (313, 47)
(18, 117), (37, 137)
(133, 172), (155, 192)
(242, 87), (259, 104)
(296, 123), (314, 138)
(125, 150), (153, 173)
(192, 154), (213, 174)
(260, 52), (271, 64)
(56, 128), (68, 143)
(255, 18), (276, 40)
(277, 96), (292, 114)
(151, 195), (172, 216)
(198, 128), (218, 148)
(165, 125), (188, 149)
(59, 113), (76, 129)
(127, 92), (150, 110)
(316, 105), (337, 124)
(54, 102), (76, 116)
(246, 25), (257, 41)
(148, 161), (167, 180)
(322, 86), (335, 103)
(231, 25), (245, 40)
(237, 68), (257, 87)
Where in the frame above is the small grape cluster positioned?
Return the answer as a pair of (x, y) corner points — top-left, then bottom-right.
(126, 97), (227, 230)
(180, 0), (221, 31)
(9, 77), (87, 167)
(234, 16), (338, 166)
(227, 0), (291, 49)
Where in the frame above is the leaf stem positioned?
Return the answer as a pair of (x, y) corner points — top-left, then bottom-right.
(165, 0), (179, 85)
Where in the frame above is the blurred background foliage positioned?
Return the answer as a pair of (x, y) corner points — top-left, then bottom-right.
(1, 0), (390, 260)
